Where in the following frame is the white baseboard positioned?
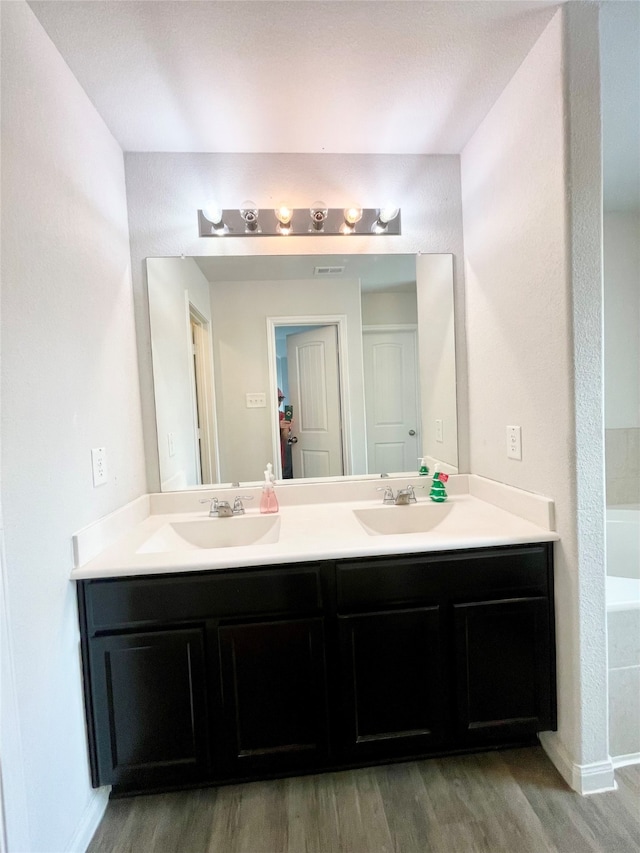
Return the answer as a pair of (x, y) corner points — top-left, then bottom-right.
(612, 751), (640, 768)
(539, 732), (617, 795)
(65, 787), (110, 853)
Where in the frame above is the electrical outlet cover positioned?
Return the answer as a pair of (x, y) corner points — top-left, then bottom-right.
(506, 426), (522, 460)
(91, 447), (108, 486)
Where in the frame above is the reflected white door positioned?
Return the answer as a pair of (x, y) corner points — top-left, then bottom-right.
(363, 329), (419, 473)
(286, 325), (343, 478)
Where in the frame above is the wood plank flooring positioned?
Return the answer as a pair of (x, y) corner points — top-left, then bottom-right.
(87, 748), (640, 853)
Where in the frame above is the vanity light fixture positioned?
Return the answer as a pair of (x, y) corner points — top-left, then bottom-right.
(196, 205), (401, 237)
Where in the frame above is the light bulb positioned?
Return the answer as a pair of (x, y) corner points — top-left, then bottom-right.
(372, 206), (400, 234)
(378, 207), (399, 224)
(202, 204), (223, 225)
(240, 200), (259, 231)
(309, 202), (328, 231)
(275, 205), (293, 226)
(343, 206), (363, 226)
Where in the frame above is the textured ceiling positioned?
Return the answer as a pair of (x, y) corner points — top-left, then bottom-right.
(28, 0), (560, 154)
(193, 253), (417, 292)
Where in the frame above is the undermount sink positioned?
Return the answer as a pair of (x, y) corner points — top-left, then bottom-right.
(353, 502), (453, 536)
(137, 515), (281, 553)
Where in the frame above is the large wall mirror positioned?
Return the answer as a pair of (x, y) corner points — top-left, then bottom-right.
(146, 253), (457, 490)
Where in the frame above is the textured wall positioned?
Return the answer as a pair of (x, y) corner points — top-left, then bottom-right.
(209, 277), (366, 482)
(0, 3), (146, 849)
(461, 6), (609, 784)
(123, 152), (468, 491)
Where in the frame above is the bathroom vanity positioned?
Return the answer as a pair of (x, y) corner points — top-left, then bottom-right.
(74, 480), (557, 797)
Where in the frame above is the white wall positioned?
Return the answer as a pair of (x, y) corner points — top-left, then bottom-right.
(123, 153), (468, 491)
(361, 291), (417, 326)
(0, 3), (146, 850)
(210, 277), (365, 482)
(603, 212), (640, 430)
(416, 255), (458, 469)
(147, 257), (212, 489)
(461, 6), (610, 792)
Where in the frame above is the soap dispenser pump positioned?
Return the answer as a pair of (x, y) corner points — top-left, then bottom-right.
(418, 457), (430, 476)
(260, 463), (279, 514)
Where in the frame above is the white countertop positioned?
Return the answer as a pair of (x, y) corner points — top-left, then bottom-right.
(71, 477), (559, 580)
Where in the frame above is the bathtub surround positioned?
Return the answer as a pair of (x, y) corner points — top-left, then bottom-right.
(603, 213), (640, 506)
(601, 3), (640, 775)
(606, 506), (640, 766)
(606, 429), (640, 506)
(608, 598), (640, 766)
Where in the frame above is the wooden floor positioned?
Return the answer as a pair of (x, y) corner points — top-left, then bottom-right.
(87, 748), (640, 853)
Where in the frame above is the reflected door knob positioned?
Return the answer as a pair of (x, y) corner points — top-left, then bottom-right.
(288, 435), (298, 444)
(408, 429), (416, 436)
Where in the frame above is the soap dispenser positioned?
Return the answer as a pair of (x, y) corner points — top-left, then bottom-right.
(260, 463), (279, 514)
(418, 457), (430, 476)
(429, 471), (449, 503)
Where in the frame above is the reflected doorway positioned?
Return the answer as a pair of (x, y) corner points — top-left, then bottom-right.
(268, 317), (348, 480)
(189, 306), (217, 485)
(362, 327), (420, 474)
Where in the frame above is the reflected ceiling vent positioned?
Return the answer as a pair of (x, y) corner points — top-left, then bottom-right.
(314, 265), (345, 276)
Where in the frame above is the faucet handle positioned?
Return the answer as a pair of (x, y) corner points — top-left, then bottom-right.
(376, 486), (395, 503)
(200, 497), (219, 516)
(233, 495), (254, 514)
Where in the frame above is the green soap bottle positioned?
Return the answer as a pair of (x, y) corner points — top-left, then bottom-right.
(429, 472), (448, 503)
(418, 457), (430, 476)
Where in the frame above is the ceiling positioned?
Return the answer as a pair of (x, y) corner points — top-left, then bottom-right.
(193, 253), (417, 292)
(28, 0), (560, 155)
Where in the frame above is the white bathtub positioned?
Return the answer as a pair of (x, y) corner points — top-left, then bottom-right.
(606, 505), (640, 766)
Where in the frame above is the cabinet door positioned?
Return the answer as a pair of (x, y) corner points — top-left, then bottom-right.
(89, 628), (209, 789)
(218, 617), (328, 774)
(338, 606), (444, 760)
(453, 596), (554, 743)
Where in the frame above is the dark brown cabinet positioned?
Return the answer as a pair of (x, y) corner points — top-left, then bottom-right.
(77, 543), (556, 796)
(452, 595), (554, 743)
(88, 628), (210, 790)
(218, 617), (329, 774)
(337, 607), (445, 759)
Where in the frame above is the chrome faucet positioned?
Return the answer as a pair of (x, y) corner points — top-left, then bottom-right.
(200, 495), (254, 517)
(394, 485), (417, 505)
(376, 485), (418, 505)
(200, 497), (232, 517)
(232, 496), (254, 515)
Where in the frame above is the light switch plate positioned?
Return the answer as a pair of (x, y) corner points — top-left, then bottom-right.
(91, 447), (108, 486)
(246, 392), (266, 408)
(168, 432), (175, 457)
(506, 426), (522, 460)
(435, 419), (443, 443)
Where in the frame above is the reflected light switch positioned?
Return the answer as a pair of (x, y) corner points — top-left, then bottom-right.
(246, 393), (266, 408)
